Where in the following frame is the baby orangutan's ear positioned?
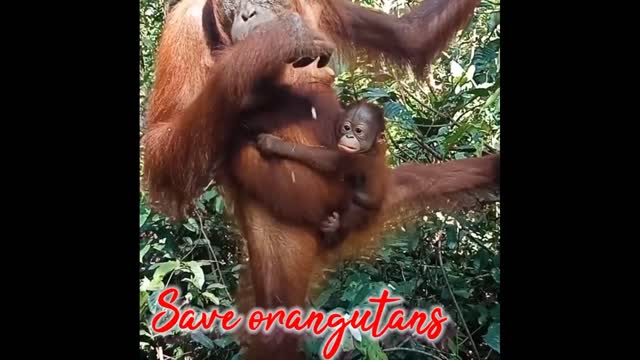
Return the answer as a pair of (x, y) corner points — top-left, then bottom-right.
(377, 132), (386, 143)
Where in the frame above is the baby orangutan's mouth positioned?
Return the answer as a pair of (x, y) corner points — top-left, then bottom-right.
(338, 144), (359, 153)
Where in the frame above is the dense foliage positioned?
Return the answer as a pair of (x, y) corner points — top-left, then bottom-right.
(139, 0), (500, 359)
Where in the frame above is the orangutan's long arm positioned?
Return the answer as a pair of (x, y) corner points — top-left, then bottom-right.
(382, 154), (500, 228)
(330, 0), (480, 74)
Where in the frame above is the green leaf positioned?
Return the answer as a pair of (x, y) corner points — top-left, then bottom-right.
(342, 283), (365, 303)
(473, 39), (500, 69)
(148, 290), (164, 314)
(342, 332), (356, 351)
(383, 101), (409, 121)
(440, 287), (450, 300)
(140, 211), (150, 228)
(447, 338), (459, 353)
(450, 60), (464, 79)
(483, 322), (500, 353)
(354, 335), (367, 354)
(465, 65), (476, 82)
(186, 261), (205, 289)
(214, 197), (225, 214)
(444, 122), (472, 152)
(151, 261), (179, 282)
(140, 291), (149, 311)
(203, 189), (216, 202)
(468, 88), (491, 97)
(473, 249), (490, 270)
(147, 277), (164, 291)
(358, 337), (388, 360)
(491, 267), (501, 284)
(363, 87), (389, 100)
(207, 283), (227, 290)
(191, 331), (215, 350)
(490, 303), (500, 320)
(314, 288), (335, 308)
(350, 285), (374, 308)
(476, 304), (489, 325)
(483, 88), (500, 109)
(140, 277), (151, 292)
(231, 264), (244, 272)
(213, 335), (235, 348)
(183, 218), (199, 232)
(453, 289), (471, 299)
(140, 244), (150, 263)
(394, 280), (416, 298)
(446, 225), (458, 250)
(489, 12), (500, 33)
(202, 292), (220, 305)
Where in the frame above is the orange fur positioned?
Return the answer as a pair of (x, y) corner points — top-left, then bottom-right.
(141, 0), (494, 358)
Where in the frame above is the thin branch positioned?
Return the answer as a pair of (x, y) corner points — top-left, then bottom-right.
(385, 129), (416, 162)
(399, 82), (452, 122)
(196, 211), (233, 300)
(413, 123), (448, 128)
(162, 230), (202, 288)
(410, 128), (444, 161)
(458, 325), (484, 346)
(454, 101), (484, 123)
(436, 231), (481, 360)
(484, 349), (493, 360)
(396, 336), (411, 348)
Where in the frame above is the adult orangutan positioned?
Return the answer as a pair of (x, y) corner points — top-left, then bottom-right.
(141, 0), (499, 358)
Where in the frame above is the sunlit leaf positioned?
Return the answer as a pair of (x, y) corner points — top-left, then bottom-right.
(202, 291), (220, 305)
(183, 261), (204, 289)
(450, 60), (464, 79)
(465, 65), (476, 82)
(151, 261), (179, 282)
(203, 189), (216, 202)
(183, 218), (199, 232)
(140, 244), (150, 263)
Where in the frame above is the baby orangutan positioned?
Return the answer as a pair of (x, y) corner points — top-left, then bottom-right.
(257, 102), (389, 247)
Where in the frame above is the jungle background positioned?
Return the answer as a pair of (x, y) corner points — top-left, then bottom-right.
(139, 0), (500, 359)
